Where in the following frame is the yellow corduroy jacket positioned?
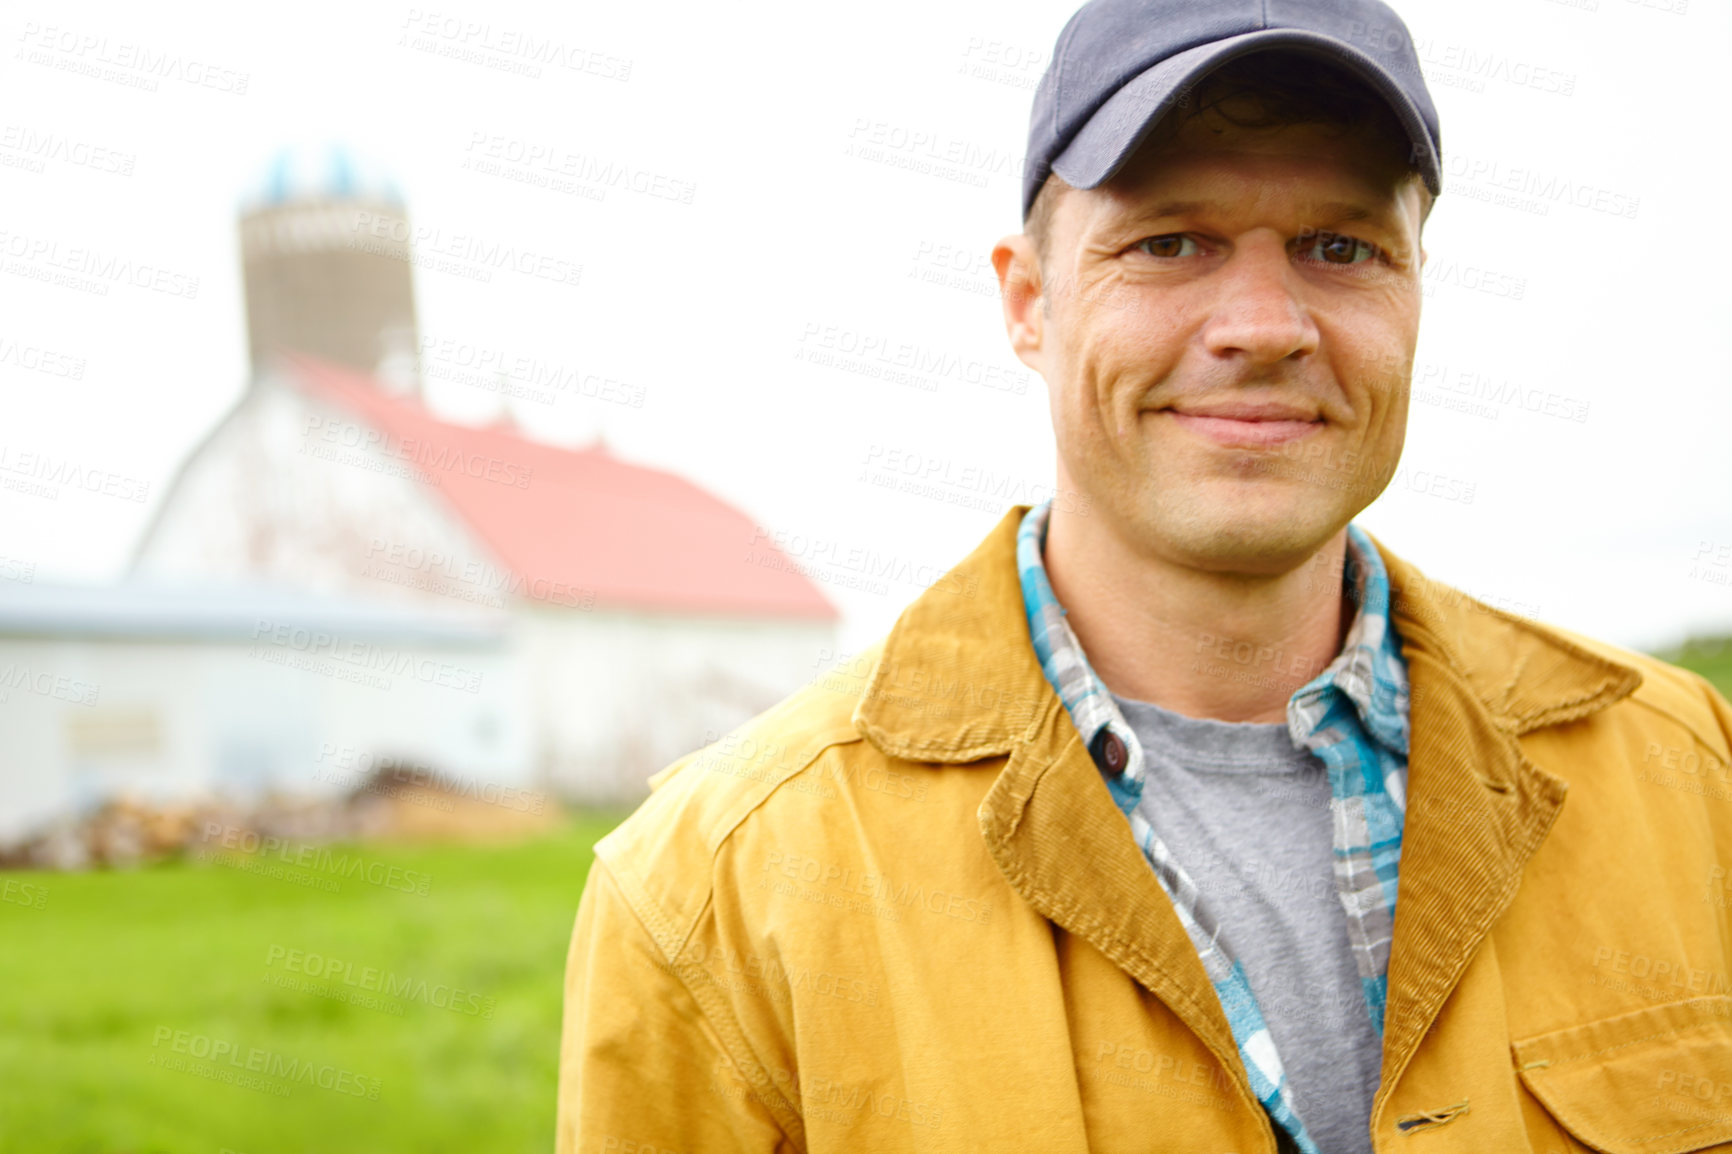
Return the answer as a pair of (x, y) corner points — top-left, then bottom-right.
(556, 505), (1732, 1154)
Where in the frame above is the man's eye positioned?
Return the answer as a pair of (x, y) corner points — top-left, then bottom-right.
(1302, 232), (1378, 265)
(1136, 234), (1200, 258)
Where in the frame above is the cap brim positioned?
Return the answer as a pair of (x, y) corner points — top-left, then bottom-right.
(1049, 29), (1442, 205)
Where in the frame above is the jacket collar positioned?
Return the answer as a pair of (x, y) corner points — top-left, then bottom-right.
(853, 504), (1641, 760)
(1376, 545), (1644, 735)
(851, 503), (1645, 1125)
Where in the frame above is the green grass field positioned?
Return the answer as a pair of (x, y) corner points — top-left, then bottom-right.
(0, 810), (631, 1154)
(1, 641), (1726, 1154)
(1662, 636), (1732, 702)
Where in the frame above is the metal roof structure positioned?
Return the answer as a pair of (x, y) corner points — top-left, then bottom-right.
(0, 579), (507, 645)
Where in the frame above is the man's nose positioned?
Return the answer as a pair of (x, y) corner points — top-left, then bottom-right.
(1199, 237), (1319, 366)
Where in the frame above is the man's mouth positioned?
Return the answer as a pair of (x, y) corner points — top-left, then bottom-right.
(1163, 403), (1324, 449)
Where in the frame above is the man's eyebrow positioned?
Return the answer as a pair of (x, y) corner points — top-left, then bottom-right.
(1305, 202), (1381, 226)
(1125, 200), (1396, 228)
(1134, 201), (1211, 222)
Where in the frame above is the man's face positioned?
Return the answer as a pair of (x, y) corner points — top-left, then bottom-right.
(995, 108), (1429, 577)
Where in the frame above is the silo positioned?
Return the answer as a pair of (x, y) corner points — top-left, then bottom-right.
(238, 146), (421, 394)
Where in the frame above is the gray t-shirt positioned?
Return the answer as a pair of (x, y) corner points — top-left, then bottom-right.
(1112, 692), (1381, 1154)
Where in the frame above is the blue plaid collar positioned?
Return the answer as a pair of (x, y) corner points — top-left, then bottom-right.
(1016, 501), (1409, 767)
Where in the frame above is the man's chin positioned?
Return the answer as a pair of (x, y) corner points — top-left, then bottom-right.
(1134, 487), (1346, 576)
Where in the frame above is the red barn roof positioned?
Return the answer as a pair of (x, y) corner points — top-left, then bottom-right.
(289, 356), (837, 621)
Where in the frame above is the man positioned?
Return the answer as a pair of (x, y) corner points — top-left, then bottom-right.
(557, 1), (1732, 1151)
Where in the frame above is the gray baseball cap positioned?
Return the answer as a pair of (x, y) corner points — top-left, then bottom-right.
(1022, 0), (1443, 220)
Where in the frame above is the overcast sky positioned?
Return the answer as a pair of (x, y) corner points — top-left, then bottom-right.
(2, 0), (1727, 656)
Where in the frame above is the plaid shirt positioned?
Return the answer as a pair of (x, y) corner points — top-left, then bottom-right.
(1017, 501), (1410, 1154)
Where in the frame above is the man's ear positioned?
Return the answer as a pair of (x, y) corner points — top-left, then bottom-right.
(993, 234), (1046, 374)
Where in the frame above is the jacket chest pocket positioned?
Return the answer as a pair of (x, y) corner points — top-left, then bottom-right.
(1513, 996), (1732, 1154)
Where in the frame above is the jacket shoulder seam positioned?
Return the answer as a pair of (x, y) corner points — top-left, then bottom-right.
(709, 728), (867, 851)
(1623, 683), (1732, 763)
(1555, 639), (1730, 757)
(595, 721), (867, 949)
(588, 857), (809, 1150)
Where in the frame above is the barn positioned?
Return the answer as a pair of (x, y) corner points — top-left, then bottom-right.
(0, 149), (837, 849)
(128, 353), (839, 804)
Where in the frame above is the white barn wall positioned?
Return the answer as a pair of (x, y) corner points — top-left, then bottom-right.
(0, 631), (531, 844)
(518, 605), (836, 801)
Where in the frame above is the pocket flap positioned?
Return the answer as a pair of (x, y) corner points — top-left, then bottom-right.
(1513, 997), (1732, 1154)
